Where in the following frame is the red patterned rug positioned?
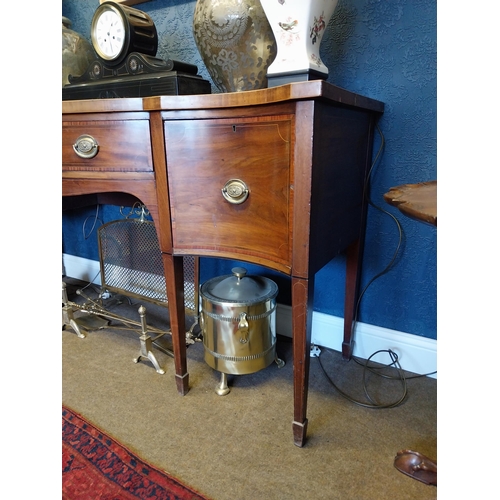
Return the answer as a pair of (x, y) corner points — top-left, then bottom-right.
(62, 406), (209, 500)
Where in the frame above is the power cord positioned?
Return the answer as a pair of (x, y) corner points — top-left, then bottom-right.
(75, 270), (102, 295)
(317, 124), (436, 408)
(355, 124), (403, 319)
(352, 354), (436, 380)
(82, 203), (104, 240)
(318, 347), (408, 409)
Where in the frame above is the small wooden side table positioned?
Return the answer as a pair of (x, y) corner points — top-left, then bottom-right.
(384, 180), (437, 486)
(383, 180), (437, 226)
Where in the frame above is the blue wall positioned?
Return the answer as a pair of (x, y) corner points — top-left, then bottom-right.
(62, 0), (437, 340)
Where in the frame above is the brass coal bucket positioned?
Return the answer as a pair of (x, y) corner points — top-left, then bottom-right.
(200, 267), (284, 395)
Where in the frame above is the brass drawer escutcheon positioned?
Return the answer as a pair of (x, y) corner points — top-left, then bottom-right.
(73, 134), (99, 159)
(222, 179), (249, 204)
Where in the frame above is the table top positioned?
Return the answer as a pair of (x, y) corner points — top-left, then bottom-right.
(62, 80), (385, 115)
(383, 181), (437, 226)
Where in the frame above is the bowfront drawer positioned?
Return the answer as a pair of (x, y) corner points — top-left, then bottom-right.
(62, 113), (153, 174)
(165, 116), (293, 270)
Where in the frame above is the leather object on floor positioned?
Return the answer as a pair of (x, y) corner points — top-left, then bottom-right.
(394, 449), (437, 486)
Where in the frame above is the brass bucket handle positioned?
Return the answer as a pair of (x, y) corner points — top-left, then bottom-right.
(237, 312), (249, 343)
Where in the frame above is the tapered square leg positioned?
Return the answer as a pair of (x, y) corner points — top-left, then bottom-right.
(343, 239), (364, 360)
(162, 253), (190, 395)
(291, 276), (314, 447)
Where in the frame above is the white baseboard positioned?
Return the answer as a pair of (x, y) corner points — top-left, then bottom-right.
(63, 254), (437, 379)
(276, 304), (437, 379)
(62, 254), (102, 285)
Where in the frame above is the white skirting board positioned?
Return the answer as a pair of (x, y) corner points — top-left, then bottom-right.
(276, 305), (437, 379)
(62, 254), (437, 379)
(63, 254), (102, 286)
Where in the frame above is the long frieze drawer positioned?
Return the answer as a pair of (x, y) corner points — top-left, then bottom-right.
(165, 117), (293, 267)
(62, 119), (153, 172)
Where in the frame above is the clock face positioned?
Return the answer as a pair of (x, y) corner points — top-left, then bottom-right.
(91, 2), (158, 66)
(94, 9), (125, 60)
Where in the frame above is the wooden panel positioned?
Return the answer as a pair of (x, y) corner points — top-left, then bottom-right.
(146, 80), (384, 114)
(149, 111), (173, 253)
(62, 118), (153, 173)
(62, 178), (161, 239)
(164, 116), (293, 268)
(308, 104), (374, 273)
(62, 99), (144, 114)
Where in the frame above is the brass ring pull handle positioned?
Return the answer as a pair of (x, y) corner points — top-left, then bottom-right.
(222, 179), (249, 205)
(237, 312), (249, 344)
(73, 134), (99, 159)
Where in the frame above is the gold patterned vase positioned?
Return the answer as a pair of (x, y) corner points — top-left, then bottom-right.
(193, 0), (276, 92)
(62, 17), (96, 87)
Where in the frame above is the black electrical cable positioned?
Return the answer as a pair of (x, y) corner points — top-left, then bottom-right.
(65, 204), (102, 296)
(317, 124), (436, 407)
(352, 355), (436, 379)
(75, 271), (101, 295)
(75, 203), (148, 303)
(318, 347), (408, 409)
(355, 125), (403, 319)
(82, 203), (104, 240)
(347, 124), (403, 354)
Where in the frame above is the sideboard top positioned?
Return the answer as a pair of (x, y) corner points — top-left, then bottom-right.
(62, 80), (384, 115)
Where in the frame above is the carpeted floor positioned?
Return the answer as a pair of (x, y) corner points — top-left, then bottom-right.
(62, 278), (437, 500)
(63, 405), (210, 499)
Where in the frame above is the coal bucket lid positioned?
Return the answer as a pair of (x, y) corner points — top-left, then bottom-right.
(201, 267), (278, 305)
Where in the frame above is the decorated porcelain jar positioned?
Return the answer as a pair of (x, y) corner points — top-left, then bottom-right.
(260, 0), (338, 83)
(193, 0), (277, 92)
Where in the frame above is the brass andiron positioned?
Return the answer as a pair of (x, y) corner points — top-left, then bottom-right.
(62, 282), (110, 337)
(134, 305), (165, 374)
(62, 281), (170, 374)
(62, 282), (86, 339)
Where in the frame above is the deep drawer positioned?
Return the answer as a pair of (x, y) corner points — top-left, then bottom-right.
(164, 116), (293, 268)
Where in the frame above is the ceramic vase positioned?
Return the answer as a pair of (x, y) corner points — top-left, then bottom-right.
(260, 0), (338, 85)
(62, 17), (96, 86)
(193, 0), (277, 92)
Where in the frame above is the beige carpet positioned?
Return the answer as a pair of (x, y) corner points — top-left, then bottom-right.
(62, 279), (437, 500)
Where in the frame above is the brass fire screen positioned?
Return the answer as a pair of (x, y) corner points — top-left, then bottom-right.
(97, 218), (198, 314)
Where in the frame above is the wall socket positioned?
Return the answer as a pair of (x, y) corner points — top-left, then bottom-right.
(310, 345), (321, 357)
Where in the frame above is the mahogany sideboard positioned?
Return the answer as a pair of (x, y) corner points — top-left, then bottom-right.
(62, 81), (384, 447)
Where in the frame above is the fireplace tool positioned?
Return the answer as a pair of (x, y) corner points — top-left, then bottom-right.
(62, 203), (201, 372)
(62, 282), (168, 373)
